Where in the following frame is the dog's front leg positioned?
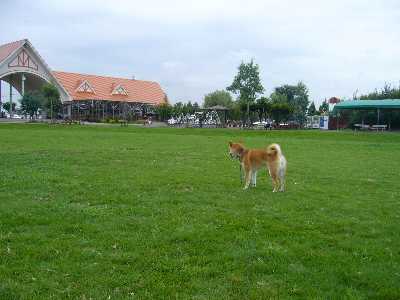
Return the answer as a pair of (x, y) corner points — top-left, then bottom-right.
(279, 177), (285, 192)
(272, 175), (279, 192)
(243, 169), (251, 190)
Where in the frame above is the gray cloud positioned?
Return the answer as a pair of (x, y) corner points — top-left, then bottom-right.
(1, 0), (399, 105)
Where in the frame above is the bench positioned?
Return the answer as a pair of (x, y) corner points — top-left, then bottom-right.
(371, 125), (387, 132)
(354, 124), (370, 131)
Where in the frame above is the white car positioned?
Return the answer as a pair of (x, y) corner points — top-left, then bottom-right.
(5, 113), (22, 119)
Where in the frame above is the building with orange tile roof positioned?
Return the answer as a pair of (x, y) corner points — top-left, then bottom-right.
(0, 39), (167, 120)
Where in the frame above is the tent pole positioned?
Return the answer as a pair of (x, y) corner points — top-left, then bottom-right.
(377, 108), (380, 125)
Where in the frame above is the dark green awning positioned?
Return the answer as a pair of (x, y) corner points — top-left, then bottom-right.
(333, 100), (400, 113)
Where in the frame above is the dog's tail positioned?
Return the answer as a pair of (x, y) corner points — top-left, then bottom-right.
(267, 143), (282, 156)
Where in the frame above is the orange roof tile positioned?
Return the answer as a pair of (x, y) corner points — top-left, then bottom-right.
(0, 39), (26, 65)
(52, 71), (166, 105)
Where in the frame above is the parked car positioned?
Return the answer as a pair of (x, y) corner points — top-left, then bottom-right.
(5, 113), (22, 119)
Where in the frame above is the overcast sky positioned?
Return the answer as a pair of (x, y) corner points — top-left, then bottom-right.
(1, 0), (399, 106)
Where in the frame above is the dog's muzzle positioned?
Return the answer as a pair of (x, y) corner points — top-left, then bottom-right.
(229, 153), (239, 160)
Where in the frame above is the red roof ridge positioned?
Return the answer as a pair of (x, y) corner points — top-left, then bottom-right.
(52, 70), (159, 85)
(0, 39), (27, 48)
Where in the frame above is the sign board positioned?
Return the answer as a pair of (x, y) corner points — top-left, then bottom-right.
(319, 116), (329, 130)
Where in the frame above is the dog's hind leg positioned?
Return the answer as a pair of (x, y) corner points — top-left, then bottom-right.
(251, 171), (257, 187)
(278, 167), (286, 192)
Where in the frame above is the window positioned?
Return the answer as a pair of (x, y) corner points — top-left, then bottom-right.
(111, 84), (128, 96)
(76, 80), (95, 94)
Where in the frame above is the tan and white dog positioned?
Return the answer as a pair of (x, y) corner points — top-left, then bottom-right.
(228, 141), (287, 192)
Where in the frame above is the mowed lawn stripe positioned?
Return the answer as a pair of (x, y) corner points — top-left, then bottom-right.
(0, 124), (399, 299)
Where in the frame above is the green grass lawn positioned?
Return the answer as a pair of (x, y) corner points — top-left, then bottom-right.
(1, 124), (399, 299)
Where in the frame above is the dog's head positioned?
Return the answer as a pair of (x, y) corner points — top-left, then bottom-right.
(228, 141), (245, 159)
(266, 143), (281, 159)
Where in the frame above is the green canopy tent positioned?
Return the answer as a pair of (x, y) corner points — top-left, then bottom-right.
(332, 99), (400, 130)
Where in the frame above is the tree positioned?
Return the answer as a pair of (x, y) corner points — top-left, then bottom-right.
(319, 100), (329, 115)
(155, 103), (172, 121)
(203, 90), (233, 108)
(193, 102), (200, 111)
(307, 102), (317, 116)
(270, 91), (288, 104)
(185, 101), (195, 114)
(172, 102), (184, 116)
(20, 91), (44, 118)
(2, 102), (16, 113)
(274, 82), (309, 125)
(271, 103), (292, 123)
(227, 59), (264, 126)
(255, 97), (272, 121)
(42, 83), (61, 121)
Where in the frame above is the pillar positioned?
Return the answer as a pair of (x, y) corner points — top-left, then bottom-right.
(21, 73), (26, 96)
(9, 80), (13, 118)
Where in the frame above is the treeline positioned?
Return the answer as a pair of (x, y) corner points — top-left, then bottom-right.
(358, 83), (400, 100)
(307, 100), (329, 116)
(157, 60), (311, 126)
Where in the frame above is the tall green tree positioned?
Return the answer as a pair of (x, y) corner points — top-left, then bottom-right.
(203, 90), (233, 108)
(227, 59), (264, 126)
(20, 91), (44, 118)
(42, 83), (61, 121)
(274, 82), (309, 125)
(307, 102), (317, 116)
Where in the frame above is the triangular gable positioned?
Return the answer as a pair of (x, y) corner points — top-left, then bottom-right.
(8, 49), (38, 70)
(0, 39), (72, 102)
(0, 40), (26, 65)
(76, 80), (96, 94)
(111, 84), (128, 96)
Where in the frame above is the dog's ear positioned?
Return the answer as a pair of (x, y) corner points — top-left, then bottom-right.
(267, 145), (277, 156)
(228, 141), (232, 146)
